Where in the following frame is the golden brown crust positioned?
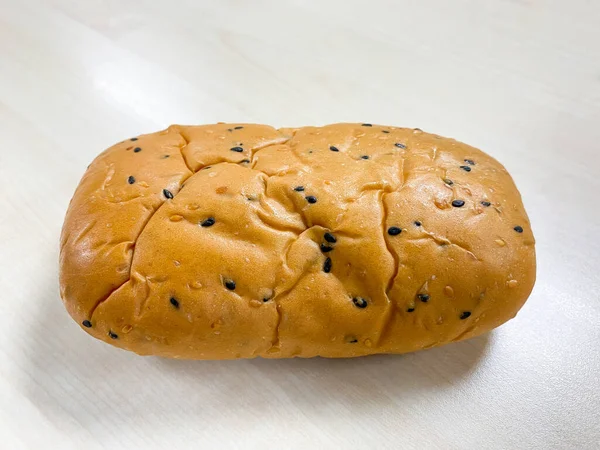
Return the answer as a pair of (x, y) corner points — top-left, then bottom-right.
(59, 123), (536, 359)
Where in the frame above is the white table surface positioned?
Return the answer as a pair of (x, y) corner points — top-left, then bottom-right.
(1, 0), (599, 448)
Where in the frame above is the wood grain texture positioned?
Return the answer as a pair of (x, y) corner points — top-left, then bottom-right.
(0, 0), (599, 448)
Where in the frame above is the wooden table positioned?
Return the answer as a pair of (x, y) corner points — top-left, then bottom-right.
(1, 1), (599, 448)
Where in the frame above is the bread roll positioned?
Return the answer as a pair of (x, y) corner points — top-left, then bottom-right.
(59, 123), (535, 359)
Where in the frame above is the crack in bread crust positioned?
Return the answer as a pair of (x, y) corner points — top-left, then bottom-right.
(89, 170), (195, 321)
(175, 130), (194, 173)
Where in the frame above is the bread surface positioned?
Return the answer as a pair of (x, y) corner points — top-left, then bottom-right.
(59, 123), (536, 359)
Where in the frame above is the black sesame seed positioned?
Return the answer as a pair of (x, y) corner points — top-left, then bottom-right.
(82, 320), (92, 328)
(130, 137), (138, 141)
(382, 130), (390, 133)
(352, 297), (368, 308)
(464, 159), (475, 165)
(320, 243), (334, 253)
(294, 186), (305, 192)
(227, 128), (233, 132)
(395, 143), (406, 149)
(203, 166), (212, 170)
(240, 159), (250, 163)
(324, 232), (337, 243)
(201, 217), (215, 227)
(444, 178), (454, 186)
(108, 331), (118, 339)
(481, 201), (491, 207)
(305, 196), (317, 204)
(362, 123), (372, 127)
(414, 221), (421, 226)
(161, 154), (170, 159)
(452, 199), (465, 207)
(387, 226), (402, 236)
(418, 293), (430, 302)
(224, 279), (236, 290)
(329, 146), (339, 152)
(323, 257), (332, 273)
(460, 311), (472, 320)
(407, 307), (415, 313)
(230, 146), (244, 152)
(234, 126), (244, 130)
(348, 338), (358, 343)
(127, 176), (135, 184)
(133, 147), (142, 153)
(460, 165), (472, 172)
(170, 297), (180, 308)
(263, 297), (270, 303)
(163, 189), (174, 199)
(514, 225), (524, 233)
(361, 155), (369, 160)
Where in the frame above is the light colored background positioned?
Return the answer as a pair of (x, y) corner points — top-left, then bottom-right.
(1, 0), (599, 448)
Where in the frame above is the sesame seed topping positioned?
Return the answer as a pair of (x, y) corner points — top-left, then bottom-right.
(320, 243), (334, 253)
(108, 331), (118, 339)
(361, 123), (372, 127)
(395, 143), (406, 149)
(82, 320), (92, 328)
(352, 297), (368, 308)
(382, 130), (390, 133)
(414, 221), (421, 226)
(514, 225), (524, 233)
(464, 159), (475, 165)
(407, 307), (415, 313)
(130, 137), (138, 141)
(481, 201), (491, 207)
(444, 178), (454, 186)
(230, 146), (244, 152)
(170, 297), (180, 308)
(329, 145), (339, 152)
(418, 294), (430, 302)
(163, 189), (174, 199)
(452, 199), (465, 207)
(127, 176), (135, 184)
(460, 311), (472, 320)
(294, 186), (305, 192)
(387, 226), (402, 236)
(240, 159), (250, 163)
(361, 155), (369, 159)
(161, 154), (170, 159)
(323, 232), (337, 243)
(133, 147), (142, 153)
(323, 257), (332, 273)
(201, 217), (215, 227)
(460, 165), (472, 172)
(224, 279), (236, 290)
(234, 126), (244, 130)
(305, 196), (317, 204)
